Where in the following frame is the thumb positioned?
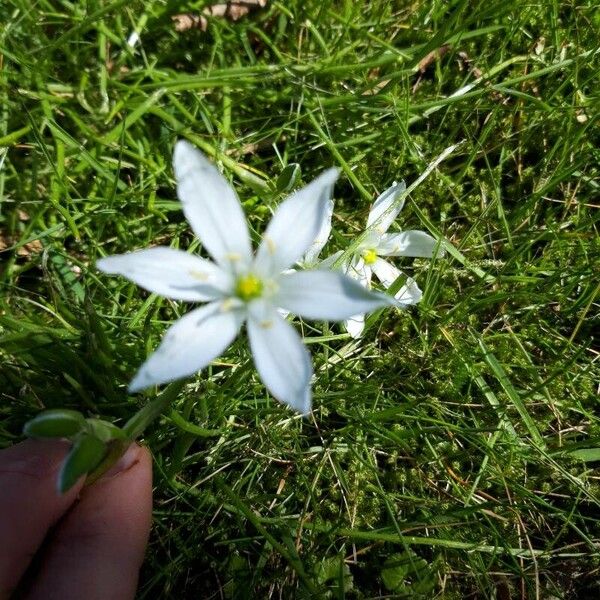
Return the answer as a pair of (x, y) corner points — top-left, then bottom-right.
(24, 443), (152, 600)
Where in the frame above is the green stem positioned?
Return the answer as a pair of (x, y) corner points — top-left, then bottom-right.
(84, 381), (186, 484)
(123, 381), (186, 439)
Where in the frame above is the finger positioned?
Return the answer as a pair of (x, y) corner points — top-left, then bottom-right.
(0, 440), (83, 597)
(25, 443), (152, 600)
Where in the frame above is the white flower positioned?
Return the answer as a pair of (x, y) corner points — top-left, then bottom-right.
(335, 181), (445, 338)
(97, 140), (394, 414)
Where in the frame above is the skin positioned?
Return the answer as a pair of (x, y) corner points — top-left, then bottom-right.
(0, 439), (152, 600)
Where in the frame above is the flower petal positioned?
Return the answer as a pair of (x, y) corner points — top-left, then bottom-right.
(343, 257), (372, 338)
(377, 231), (445, 258)
(247, 301), (312, 414)
(173, 140), (252, 272)
(276, 270), (393, 321)
(395, 276), (423, 305)
(345, 314), (365, 339)
(129, 301), (244, 392)
(302, 197), (334, 266)
(371, 258), (402, 289)
(254, 168), (339, 276)
(97, 247), (231, 301)
(318, 250), (344, 270)
(371, 258), (422, 304)
(366, 181), (406, 234)
(347, 256), (372, 287)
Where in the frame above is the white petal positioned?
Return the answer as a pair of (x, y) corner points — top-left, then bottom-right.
(254, 168), (339, 276)
(371, 258), (403, 289)
(366, 181), (406, 234)
(302, 197), (334, 266)
(347, 256), (372, 288)
(345, 314), (365, 338)
(97, 247), (231, 301)
(247, 301), (312, 414)
(318, 250), (344, 270)
(377, 231), (445, 258)
(342, 258), (372, 338)
(173, 140), (252, 272)
(129, 301), (244, 392)
(371, 258), (421, 304)
(276, 270), (393, 321)
(395, 277), (423, 305)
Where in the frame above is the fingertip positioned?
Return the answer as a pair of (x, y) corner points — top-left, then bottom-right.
(24, 443), (153, 600)
(86, 442), (153, 553)
(0, 440), (83, 596)
(99, 442), (150, 480)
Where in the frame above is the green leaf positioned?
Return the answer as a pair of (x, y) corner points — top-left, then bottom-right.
(168, 410), (222, 437)
(381, 550), (436, 596)
(84, 438), (131, 488)
(314, 555), (354, 592)
(478, 338), (546, 448)
(58, 434), (107, 494)
(275, 163), (301, 193)
(381, 553), (411, 591)
(23, 409), (86, 439)
(123, 381), (185, 439)
(567, 448), (600, 462)
(86, 418), (128, 442)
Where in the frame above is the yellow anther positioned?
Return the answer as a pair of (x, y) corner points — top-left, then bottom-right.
(265, 237), (276, 255)
(189, 269), (209, 281)
(235, 274), (263, 301)
(362, 248), (378, 265)
(221, 298), (236, 312)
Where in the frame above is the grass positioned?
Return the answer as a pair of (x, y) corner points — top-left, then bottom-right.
(1, 0), (599, 597)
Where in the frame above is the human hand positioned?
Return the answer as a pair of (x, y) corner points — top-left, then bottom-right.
(0, 439), (152, 600)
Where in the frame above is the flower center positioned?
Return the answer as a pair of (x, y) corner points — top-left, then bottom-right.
(235, 274), (264, 301)
(362, 248), (378, 265)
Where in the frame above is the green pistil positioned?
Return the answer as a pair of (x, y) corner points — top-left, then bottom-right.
(235, 274), (264, 301)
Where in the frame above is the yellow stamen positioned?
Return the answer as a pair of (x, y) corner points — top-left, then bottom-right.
(189, 269), (209, 281)
(265, 236), (276, 255)
(362, 248), (378, 265)
(235, 274), (263, 301)
(221, 298), (236, 312)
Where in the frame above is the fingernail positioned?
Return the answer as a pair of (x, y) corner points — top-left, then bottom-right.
(103, 443), (141, 478)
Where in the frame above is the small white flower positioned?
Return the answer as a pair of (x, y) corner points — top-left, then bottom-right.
(97, 140), (394, 413)
(333, 181), (445, 338)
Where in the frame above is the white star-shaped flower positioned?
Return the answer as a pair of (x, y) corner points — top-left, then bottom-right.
(97, 140), (394, 413)
(336, 181), (445, 338)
